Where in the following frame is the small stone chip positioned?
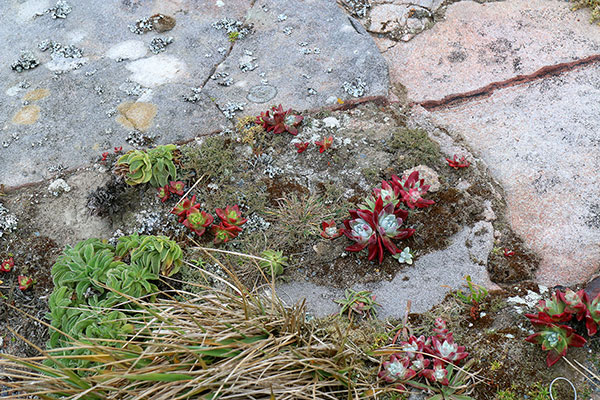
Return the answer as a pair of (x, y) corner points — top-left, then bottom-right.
(151, 14), (176, 32)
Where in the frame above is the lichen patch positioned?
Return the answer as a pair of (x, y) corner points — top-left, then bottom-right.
(12, 105), (40, 125)
(116, 102), (157, 132)
(23, 88), (50, 102)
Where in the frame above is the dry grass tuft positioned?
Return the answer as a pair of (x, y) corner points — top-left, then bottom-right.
(265, 193), (335, 249)
(0, 257), (382, 400)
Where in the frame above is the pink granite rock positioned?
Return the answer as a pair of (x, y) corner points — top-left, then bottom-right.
(424, 63), (600, 287)
(382, 0), (600, 103)
(369, 4), (410, 33)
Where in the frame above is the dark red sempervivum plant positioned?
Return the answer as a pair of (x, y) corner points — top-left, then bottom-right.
(391, 171), (435, 210)
(343, 196), (414, 264)
(215, 205), (247, 231)
(256, 104), (303, 135)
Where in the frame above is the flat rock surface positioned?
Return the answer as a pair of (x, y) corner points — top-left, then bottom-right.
(203, 0), (389, 116)
(426, 64), (600, 287)
(383, 0), (600, 102)
(1, 0), (388, 187)
(1, 0), (247, 186)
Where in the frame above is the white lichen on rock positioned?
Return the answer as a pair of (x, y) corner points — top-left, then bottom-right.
(0, 203), (18, 237)
(48, 178), (71, 196)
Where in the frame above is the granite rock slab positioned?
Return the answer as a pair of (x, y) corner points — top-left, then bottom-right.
(1, 0), (248, 186)
(382, 0), (600, 102)
(425, 64), (600, 286)
(203, 0), (389, 117)
(278, 222), (498, 319)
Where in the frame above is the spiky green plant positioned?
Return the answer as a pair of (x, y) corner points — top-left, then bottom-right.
(114, 144), (178, 187)
(116, 234), (182, 277)
(258, 249), (288, 276)
(454, 275), (488, 305)
(335, 289), (380, 319)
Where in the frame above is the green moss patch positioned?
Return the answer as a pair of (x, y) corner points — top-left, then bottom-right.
(389, 127), (443, 171)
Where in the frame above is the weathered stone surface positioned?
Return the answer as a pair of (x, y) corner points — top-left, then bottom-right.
(279, 224), (498, 318)
(368, 2), (435, 41)
(203, 0), (389, 117)
(369, 4), (411, 33)
(383, 0), (600, 102)
(425, 64), (600, 286)
(0, 0), (249, 186)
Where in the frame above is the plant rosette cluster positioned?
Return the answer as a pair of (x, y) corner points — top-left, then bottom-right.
(320, 220), (344, 239)
(172, 197), (247, 243)
(525, 289), (600, 366)
(1, 257), (14, 273)
(157, 180), (185, 202)
(256, 104), (303, 135)
(446, 155), (470, 169)
(344, 171), (435, 263)
(379, 319), (469, 392)
(114, 144), (180, 187)
(18, 275), (33, 290)
(335, 289), (380, 319)
(292, 136), (334, 154)
(1, 258), (33, 291)
(258, 249), (289, 277)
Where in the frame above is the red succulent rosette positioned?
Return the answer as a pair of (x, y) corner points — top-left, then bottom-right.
(1, 258), (14, 273)
(343, 196), (414, 264)
(157, 185), (170, 203)
(212, 222), (240, 243)
(183, 210), (214, 236)
(18, 275), (33, 291)
(315, 136), (333, 153)
(256, 105), (303, 135)
(169, 181), (185, 196)
(171, 195), (201, 222)
(215, 205), (247, 231)
(320, 220), (344, 239)
(446, 154), (470, 169)
(391, 171), (435, 210)
(294, 141), (309, 153)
